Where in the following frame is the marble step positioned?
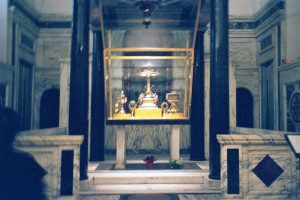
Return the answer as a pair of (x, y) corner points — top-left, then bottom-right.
(89, 171), (208, 185)
(79, 184), (221, 195)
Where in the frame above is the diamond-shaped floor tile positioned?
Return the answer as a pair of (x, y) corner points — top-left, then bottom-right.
(252, 155), (284, 187)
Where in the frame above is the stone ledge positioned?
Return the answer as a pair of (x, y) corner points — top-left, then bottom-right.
(15, 135), (84, 147)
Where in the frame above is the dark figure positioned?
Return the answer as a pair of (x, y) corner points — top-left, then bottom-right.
(0, 106), (47, 200)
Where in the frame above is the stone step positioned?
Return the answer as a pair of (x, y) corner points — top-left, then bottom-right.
(89, 171), (208, 185)
(79, 184), (221, 195)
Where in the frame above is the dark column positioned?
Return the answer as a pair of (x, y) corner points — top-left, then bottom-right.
(69, 0), (90, 180)
(209, 0), (229, 180)
(190, 31), (205, 161)
(90, 30), (105, 161)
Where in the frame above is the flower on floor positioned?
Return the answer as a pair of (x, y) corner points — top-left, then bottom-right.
(143, 154), (158, 167)
(169, 159), (183, 169)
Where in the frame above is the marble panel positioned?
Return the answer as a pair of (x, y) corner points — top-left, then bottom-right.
(14, 134), (83, 200)
(105, 125), (190, 151)
(279, 62), (300, 131)
(229, 62), (236, 127)
(59, 59), (70, 129)
(229, 41), (252, 67)
(217, 130), (298, 199)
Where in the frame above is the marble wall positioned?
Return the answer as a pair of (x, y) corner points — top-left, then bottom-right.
(279, 61), (300, 131)
(0, 63), (15, 108)
(218, 128), (298, 199)
(33, 29), (71, 129)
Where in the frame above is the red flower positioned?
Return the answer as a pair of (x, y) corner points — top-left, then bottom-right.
(143, 155), (157, 168)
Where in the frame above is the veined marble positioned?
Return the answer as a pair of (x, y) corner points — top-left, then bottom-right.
(19, 127), (67, 136)
(105, 124), (190, 151)
(14, 132), (83, 200)
(59, 59), (70, 129)
(217, 129), (298, 199)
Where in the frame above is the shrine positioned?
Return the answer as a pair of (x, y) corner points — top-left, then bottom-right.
(0, 0), (299, 199)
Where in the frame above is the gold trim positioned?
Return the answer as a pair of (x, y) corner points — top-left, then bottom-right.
(189, 51), (195, 118)
(105, 48), (193, 52)
(104, 47), (194, 120)
(108, 31), (113, 118)
(99, 0), (106, 48)
(105, 56), (189, 60)
(192, 0), (202, 49)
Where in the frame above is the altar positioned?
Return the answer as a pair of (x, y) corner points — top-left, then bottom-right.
(103, 48), (193, 168)
(114, 124), (181, 169)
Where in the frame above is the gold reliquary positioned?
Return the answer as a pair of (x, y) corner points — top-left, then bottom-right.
(105, 48), (193, 121)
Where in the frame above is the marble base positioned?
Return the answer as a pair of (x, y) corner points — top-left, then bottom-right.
(218, 128), (298, 199)
(15, 132), (83, 200)
(114, 125), (181, 169)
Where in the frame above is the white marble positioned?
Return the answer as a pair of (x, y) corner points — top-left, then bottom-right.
(105, 124), (190, 151)
(59, 59), (70, 129)
(115, 126), (126, 169)
(19, 127), (67, 136)
(217, 129), (298, 199)
(170, 125), (180, 161)
(14, 132), (83, 200)
(114, 125), (182, 169)
(229, 62), (236, 127)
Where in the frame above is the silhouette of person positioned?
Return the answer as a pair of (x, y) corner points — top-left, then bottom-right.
(0, 106), (47, 200)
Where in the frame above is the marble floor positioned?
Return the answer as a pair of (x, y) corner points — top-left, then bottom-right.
(79, 153), (221, 199)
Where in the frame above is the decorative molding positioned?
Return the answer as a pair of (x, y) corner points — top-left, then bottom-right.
(12, 3), (71, 29)
(0, 62), (15, 72)
(229, 0), (284, 30)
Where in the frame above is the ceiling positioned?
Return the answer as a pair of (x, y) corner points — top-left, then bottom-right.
(14, 0), (210, 29)
(95, 0), (211, 29)
(14, 0), (272, 30)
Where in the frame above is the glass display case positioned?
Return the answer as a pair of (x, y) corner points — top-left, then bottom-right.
(104, 47), (194, 122)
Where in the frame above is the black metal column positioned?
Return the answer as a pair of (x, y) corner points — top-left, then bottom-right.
(69, 0), (90, 180)
(90, 30), (105, 161)
(209, 0), (229, 180)
(190, 31), (205, 161)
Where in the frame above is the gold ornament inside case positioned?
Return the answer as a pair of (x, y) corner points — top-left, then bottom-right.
(112, 66), (185, 120)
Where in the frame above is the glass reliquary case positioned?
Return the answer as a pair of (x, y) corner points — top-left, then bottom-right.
(105, 47), (194, 122)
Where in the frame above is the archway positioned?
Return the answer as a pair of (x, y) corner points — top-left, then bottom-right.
(40, 88), (60, 129)
(236, 87), (254, 128)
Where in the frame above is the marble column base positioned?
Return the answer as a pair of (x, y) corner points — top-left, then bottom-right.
(115, 161), (127, 170)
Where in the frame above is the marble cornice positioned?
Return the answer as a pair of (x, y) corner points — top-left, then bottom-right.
(217, 126), (300, 145)
(19, 127), (67, 136)
(253, 0), (284, 22)
(12, 2), (71, 29)
(34, 67), (61, 72)
(278, 60), (300, 72)
(15, 135), (84, 147)
(235, 67), (259, 71)
(230, 126), (298, 135)
(217, 134), (287, 145)
(0, 62), (15, 71)
(229, 0), (284, 30)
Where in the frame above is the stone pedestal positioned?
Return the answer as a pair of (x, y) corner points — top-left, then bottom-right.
(114, 125), (181, 169)
(217, 127), (298, 199)
(15, 133), (83, 200)
(115, 126), (126, 169)
(170, 125), (180, 161)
